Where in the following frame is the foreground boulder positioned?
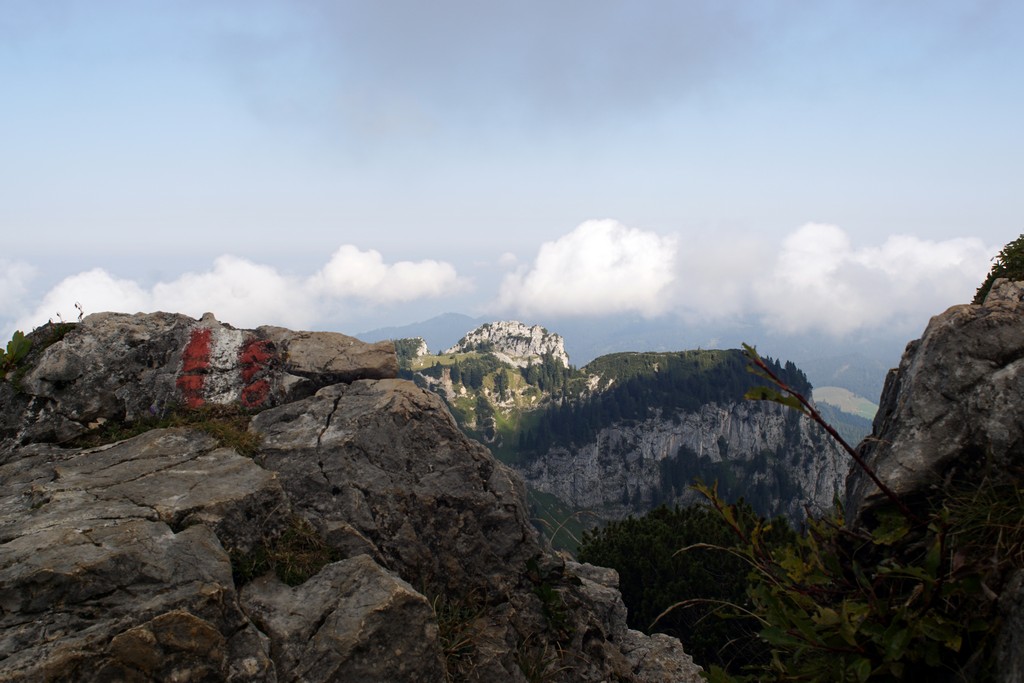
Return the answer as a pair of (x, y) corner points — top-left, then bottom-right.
(0, 312), (701, 682)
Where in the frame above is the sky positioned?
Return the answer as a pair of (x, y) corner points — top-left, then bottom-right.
(2, 1), (1021, 345)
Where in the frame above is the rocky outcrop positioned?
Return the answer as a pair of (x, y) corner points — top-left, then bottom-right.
(445, 321), (570, 369)
(408, 336), (429, 357)
(845, 278), (1024, 682)
(0, 312), (701, 681)
(1, 311), (397, 450)
(847, 278), (1024, 520)
(521, 401), (846, 522)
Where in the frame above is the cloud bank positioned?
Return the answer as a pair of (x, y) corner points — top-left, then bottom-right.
(10, 247), (468, 333)
(497, 220), (992, 337)
(309, 246), (463, 303)
(499, 219), (678, 317)
(754, 224), (991, 335)
(2, 222), (995, 342)
(0, 260), (36, 317)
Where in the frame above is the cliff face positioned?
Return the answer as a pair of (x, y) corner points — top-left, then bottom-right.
(521, 400), (846, 521)
(0, 312), (701, 682)
(846, 278), (1024, 682)
(445, 321), (570, 368)
(848, 278), (1024, 519)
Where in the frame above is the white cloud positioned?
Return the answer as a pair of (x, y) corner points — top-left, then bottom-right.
(8, 224), (997, 341)
(151, 256), (315, 329)
(754, 223), (992, 335)
(309, 245), (468, 303)
(15, 268), (150, 331)
(15, 247), (468, 333)
(0, 260), (37, 318)
(671, 235), (766, 320)
(499, 219), (678, 317)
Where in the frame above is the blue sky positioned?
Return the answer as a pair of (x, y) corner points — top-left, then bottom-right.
(1, 1), (1020, 341)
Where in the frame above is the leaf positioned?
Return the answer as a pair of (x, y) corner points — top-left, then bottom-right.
(917, 616), (962, 652)
(884, 626), (912, 661)
(813, 606), (840, 627)
(2, 330), (31, 370)
(924, 537), (942, 578)
(852, 657), (872, 683)
(871, 511), (910, 545)
(703, 664), (740, 683)
(760, 625), (805, 648)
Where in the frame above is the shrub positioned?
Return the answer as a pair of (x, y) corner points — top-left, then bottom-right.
(0, 330), (31, 376)
(974, 233), (1024, 303)
(693, 344), (1022, 681)
(578, 502), (794, 671)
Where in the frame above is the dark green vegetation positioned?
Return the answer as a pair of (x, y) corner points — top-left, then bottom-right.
(398, 342), (843, 549)
(393, 337), (425, 366)
(520, 351), (809, 459)
(527, 488), (598, 553)
(0, 331), (30, 374)
(695, 472), (1021, 682)
(974, 232), (1024, 303)
(578, 502), (796, 671)
(401, 346), (813, 464)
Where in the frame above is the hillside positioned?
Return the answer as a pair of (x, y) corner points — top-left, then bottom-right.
(395, 323), (852, 535)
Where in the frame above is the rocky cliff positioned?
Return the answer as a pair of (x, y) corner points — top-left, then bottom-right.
(846, 278), (1024, 682)
(848, 278), (1024, 519)
(0, 312), (702, 682)
(445, 321), (569, 369)
(521, 400), (846, 521)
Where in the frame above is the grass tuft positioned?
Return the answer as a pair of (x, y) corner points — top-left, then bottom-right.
(69, 403), (262, 456)
(230, 514), (340, 587)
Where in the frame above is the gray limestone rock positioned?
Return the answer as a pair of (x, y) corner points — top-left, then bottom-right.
(847, 278), (1024, 520)
(445, 320), (570, 368)
(250, 378), (537, 598)
(241, 555), (444, 682)
(2, 311), (397, 455)
(0, 312), (704, 682)
(0, 428), (280, 682)
(997, 570), (1024, 683)
(843, 279), (1024, 682)
(522, 400), (846, 522)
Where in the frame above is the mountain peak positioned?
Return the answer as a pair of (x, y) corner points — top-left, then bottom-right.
(444, 320), (570, 368)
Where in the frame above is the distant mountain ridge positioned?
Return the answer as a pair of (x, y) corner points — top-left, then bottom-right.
(444, 320), (570, 368)
(357, 312), (900, 402)
(395, 319), (858, 543)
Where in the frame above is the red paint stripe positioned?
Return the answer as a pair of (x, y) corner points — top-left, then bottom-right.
(238, 338), (276, 408)
(177, 328), (212, 408)
(241, 379), (270, 408)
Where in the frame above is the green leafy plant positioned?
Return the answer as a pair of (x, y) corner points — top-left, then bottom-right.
(692, 345), (1021, 681)
(697, 477), (1011, 682)
(0, 330), (31, 375)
